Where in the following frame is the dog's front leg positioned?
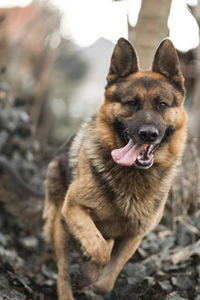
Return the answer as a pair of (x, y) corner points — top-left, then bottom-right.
(62, 204), (110, 267)
(53, 214), (74, 300)
(61, 188), (111, 277)
(91, 235), (143, 295)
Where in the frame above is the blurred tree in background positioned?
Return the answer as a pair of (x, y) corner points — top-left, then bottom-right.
(0, 1), (88, 147)
(128, 0), (172, 69)
(0, 3), (60, 132)
(190, 1), (200, 136)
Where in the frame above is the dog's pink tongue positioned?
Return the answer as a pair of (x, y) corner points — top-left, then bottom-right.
(111, 139), (143, 166)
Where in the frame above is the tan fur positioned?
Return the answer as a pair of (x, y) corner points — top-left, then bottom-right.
(43, 38), (187, 300)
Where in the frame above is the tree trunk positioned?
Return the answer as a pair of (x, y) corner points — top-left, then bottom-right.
(128, 0), (172, 69)
(190, 2), (200, 137)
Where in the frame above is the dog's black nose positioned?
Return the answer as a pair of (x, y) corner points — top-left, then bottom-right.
(138, 125), (159, 143)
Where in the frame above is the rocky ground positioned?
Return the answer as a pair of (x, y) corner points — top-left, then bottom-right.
(1, 202), (200, 300)
(1, 98), (200, 300)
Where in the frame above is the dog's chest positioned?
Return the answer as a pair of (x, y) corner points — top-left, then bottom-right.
(94, 204), (161, 239)
(84, 135), (174, 237)
(92, 183), (167, 239)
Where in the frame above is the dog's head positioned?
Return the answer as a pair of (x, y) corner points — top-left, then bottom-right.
(98, 38), (187, 169)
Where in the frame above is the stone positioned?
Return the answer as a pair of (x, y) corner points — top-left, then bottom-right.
(20, 236), (39, 248)
(166, 291), (187, 300)
(172, 274), (194, 290)
(123, 262), (146, 284)
(158, 280), (172, 291)
(144, 254), (162, 275)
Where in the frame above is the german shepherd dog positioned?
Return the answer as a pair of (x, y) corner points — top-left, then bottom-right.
(43, 38), (187, 299)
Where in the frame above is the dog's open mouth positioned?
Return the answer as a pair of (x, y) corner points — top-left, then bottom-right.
(111, 138), (159, 169)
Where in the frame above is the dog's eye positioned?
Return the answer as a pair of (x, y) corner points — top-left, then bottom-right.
(127, 100), (137, 106)
(126, 97), (140, 109)
(157, 102), (169, 111)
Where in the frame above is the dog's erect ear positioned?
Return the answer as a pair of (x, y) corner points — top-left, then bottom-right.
(152, 39), (184, 88)
(106, 38), (138, 83)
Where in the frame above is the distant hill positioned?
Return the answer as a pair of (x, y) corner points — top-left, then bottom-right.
(69, 38), (115, 118)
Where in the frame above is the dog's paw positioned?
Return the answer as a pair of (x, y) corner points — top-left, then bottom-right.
(81, 235), (110, 266)
(91, 278), (114, 295)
